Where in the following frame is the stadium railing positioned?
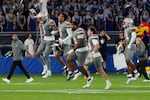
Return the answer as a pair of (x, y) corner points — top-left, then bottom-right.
(0, 31), (149, 56)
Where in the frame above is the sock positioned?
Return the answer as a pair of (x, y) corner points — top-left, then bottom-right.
(106, 79), (111, 84)
(127, 74), (132, 78)
(87, 76), (91, 81)
(63, 65), (67, 69)
(74, 70), (79, 74)
(68, 71), (73, 75)
(133, 70), (138, 74)
(43, 64), (47, 69)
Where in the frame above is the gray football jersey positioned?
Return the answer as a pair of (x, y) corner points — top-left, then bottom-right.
(88, 34), (99, 52)
(41, 19), (56, 37)
(58, 21), (71, 39)
(73, 27), (87, 48)
(124, 27), (136, 44)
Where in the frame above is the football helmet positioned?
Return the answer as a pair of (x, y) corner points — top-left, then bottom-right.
(122, 18), (134, 28)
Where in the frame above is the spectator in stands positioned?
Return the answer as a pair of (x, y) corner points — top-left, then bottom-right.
(59, 0), (70, 13)
(132, 3), (140, 25)
(86, 0), (99, 16)
(2, 0), (15, 14)
(112, 0), (121, 12)
(111, 2), (118, 18)
(47, 0), (56, 16)
(0, 0), (146, 32)
(115, 10), (124, 31)
(138, 0), (144, 10)
(27, 9), (37, 32)
(94, 7), (105, 31)
(16, 8), (26, 31)
(51, 8), (59, 26)
(80, 0), (89, 16)
(14, 0), (25, 13)
(24, 32), (35, 57)
(100, 0), (107, 9)
(82, 10), (94, 30)
(80, 0), (88, 9)
(28, 0), (37, 9)
(28, 0), (39, 13)
(69, 0), (81, 15)
(0, 9), (5, 32)
(128, 9), (136, 23)
(72, 10), (82, 27)
(140, 10), (150, 23)
(5, 8), (16, 31)
(0, 0), (3, 7)
(98, 30), (111, 72)
(105, 5), (114, 31)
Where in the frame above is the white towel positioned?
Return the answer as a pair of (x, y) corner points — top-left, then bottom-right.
(113, 53), (127, 70)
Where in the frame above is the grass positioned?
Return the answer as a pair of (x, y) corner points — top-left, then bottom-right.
(0, 73), (150, 100)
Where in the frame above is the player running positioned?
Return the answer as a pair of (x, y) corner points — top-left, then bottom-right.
(66, 21), (91, 82)
(123, 18), (140, 84)
(55, 12), (81, 80)
(83, 26), (112, 89)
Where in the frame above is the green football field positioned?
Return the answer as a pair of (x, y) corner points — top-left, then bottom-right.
(0, 73), (150, 100)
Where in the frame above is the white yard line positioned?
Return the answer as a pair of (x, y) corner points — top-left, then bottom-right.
(0, 82), (58, 85)
(0, 89), (150, 94)
(122, 85), (150, 88)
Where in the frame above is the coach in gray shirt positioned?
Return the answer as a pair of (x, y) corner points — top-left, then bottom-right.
(2, 34), (33, 84)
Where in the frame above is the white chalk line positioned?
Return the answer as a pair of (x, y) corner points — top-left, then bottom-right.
(0, 82), (58, 85)
(122, 85), (150, 88)
(0, 83), (150, 94)
(0, 89), (150, 94)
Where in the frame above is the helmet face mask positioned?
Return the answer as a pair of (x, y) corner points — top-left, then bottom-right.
(122, 18), (134, 28)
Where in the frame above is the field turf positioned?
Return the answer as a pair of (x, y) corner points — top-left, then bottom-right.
(0, 73), (150, 100)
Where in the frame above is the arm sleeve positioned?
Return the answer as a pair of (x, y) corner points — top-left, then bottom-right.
(62, 24), (73, 42)
(92, 39), (99, 45)
(128, 31), (136, 46)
